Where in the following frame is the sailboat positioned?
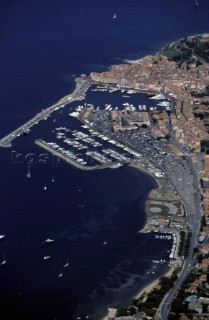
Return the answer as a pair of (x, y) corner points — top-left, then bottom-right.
(112, 13), (116, 19)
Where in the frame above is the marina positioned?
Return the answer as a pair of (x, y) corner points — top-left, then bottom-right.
(0, 77), (90, 148)
(0, 79), (175, 149)
(35, 139), (127, 170)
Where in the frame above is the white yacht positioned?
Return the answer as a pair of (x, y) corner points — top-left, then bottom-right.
(43, 256), (51, 260)
(58, 270), (63, 278)
(0, 235), (5, 240)
(44, 238), (55, 243)
(157, 100), (170, 107)
(149, 93), (165, 100)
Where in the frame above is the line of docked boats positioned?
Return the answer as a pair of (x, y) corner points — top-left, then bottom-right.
(149, 93), (172, 109)
(170, 233), (177, 259)
(69, 94), (173, 119)
(154, 234), (172, 240)
(91, 85), (142, 95)
(152, 259), (166, 264)
(46, 126), (143, 167)
(154, 232), (177, 260)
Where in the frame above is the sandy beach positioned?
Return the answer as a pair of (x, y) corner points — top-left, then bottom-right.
(101, 266), (175, 320)
(101, 163), (181, 320)
(134, 266), (175, 299)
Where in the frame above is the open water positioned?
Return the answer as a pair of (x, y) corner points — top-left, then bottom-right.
(0, 1), (209, 319)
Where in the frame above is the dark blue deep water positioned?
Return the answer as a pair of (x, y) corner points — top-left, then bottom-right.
(1, 1), (209, 319)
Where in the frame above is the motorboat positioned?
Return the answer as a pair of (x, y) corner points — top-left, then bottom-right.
(43, 256), (51, 260)
(44, 238), (55, 243)
(63, 260), (69, 268)
(149, 93), (165, 100)
(157, 100), (171, 107)
(58, 270), (63, 278)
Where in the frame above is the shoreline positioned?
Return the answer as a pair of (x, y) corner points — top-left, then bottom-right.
(124, 58), (142, 64)
(101, 163), (172, 320)
(134, 265), (175, 300)
(5, 70), (180, 319)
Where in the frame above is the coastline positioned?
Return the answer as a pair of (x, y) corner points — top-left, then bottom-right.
(101, 163), (171, 320)
(5, 55), (182, 319)
(124, 58), (142, 64)
(134, 265), (175, 300)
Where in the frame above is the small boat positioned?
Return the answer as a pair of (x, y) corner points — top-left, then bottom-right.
(26, 172), (31, 179)
(58, 270), (63, 278)
(43, 256), (51, 260)
(51, 178), (55, 183)
(44, 238), (55, 243)
(0, 254), (7, 266)
(44, 185), (47, 191)
(103, 241), (107, 245)
(149, 93), (165, 100)
(26, 162), (31, 179)
(157, 100), (170, 107)
(112, 13), (116, 19)
(63, 260), (69, 268)
(0, 235), (5, 240)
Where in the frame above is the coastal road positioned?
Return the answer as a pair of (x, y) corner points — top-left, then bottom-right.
(158, 159), (201, 319)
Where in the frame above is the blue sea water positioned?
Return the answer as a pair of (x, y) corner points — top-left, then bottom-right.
(1, 1), (209, 319)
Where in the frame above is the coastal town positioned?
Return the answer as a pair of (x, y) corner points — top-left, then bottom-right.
(87, 34), (209, 320)
(1, 34), (209, 319)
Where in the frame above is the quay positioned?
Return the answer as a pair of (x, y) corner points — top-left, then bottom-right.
(35, 139), (125, 171)
(0, 77), (90, 148)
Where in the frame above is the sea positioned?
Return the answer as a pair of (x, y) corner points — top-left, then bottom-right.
(0, 1), (209, 319)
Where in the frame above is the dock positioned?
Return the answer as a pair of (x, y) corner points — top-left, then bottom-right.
(0, 77), (90, 148)
(35, 139), (125, 171)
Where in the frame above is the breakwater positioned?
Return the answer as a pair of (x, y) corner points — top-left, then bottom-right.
(35, 139), (124, 171)
(0, 78), (90, 148)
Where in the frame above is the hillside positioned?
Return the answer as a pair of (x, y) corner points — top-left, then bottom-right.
(160, 34), (209, 65)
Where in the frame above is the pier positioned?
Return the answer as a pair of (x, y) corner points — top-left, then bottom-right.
(35, 139), (125, 171)
(0, 77), (90, 148)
